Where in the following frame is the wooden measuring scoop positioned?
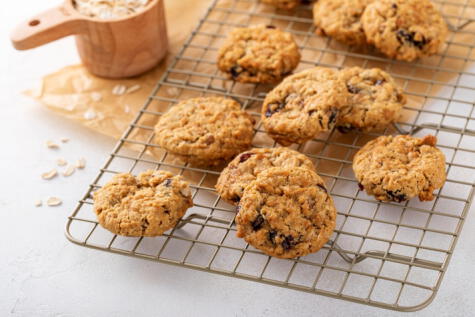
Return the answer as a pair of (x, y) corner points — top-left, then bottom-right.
(11, 0), (168, 78)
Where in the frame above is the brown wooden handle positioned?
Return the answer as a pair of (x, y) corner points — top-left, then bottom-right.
(11, 5), (87, 50)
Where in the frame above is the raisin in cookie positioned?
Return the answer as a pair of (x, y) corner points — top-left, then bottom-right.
(93, 170), (193, 237)
(361, 0), (448, 61)
(353, 135), (446, 202)
(217, 25), (301, 84)
(216, 147), (315, 204)
(154, 97), (255, 167)
(261, 0), (309, 10)
(236, 167), (336, 258)
(313, 0), (374, 46)
(261, 67), (349, 145)
(337, 67), (406, 132)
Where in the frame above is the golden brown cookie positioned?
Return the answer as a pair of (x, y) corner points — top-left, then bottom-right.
(93, 170), (193, 237)
(216, 147), (315, 204)
(361, 0), (448, 61)
(217, 25), (301, 84)
(154, 97), (255, 167)
(236, 167), (337, 259)
(261, 67), (349, 145)
(337, 67), (406, 132)
(353, 135), (446, 202)
(313, 0), (374, 46)
(261, 0), (309, 10)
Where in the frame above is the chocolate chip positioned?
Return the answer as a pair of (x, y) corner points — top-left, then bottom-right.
(396, 30), (427, 49)
(282, 235), (294, 251)
(265, 102), (285, 117)
(232, 195), (241, 203)
(239, 153), (254, 163)
(205, 135), (215, 145)
(268, 230), (277, 244)
(347, 84), (361, 94)
(386, 190), (407, 202)
(141, 218), (149, 230)
(164, 179), (172, 187)
(328, 109), (338, 128)
(266, 25), (276, 29)
(392, 3), (398, 9)
(251, 214), (264, 231)
(317, 183), (328, 193)
(230, 66), (241, 78)
(337, 125), (355, 134)
(358, 183), (364, 191)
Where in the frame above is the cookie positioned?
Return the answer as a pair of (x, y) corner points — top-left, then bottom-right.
(337, 67), (406, 132)
(217, 25), (301, 84)
(261, 0), (308, 10)
(93, 170), (193, 237)
(216, 147), (315, 204)
(361, 0), (448, 61)
(353, 135), (446, 202)
(236, 167), (336, 259)
(261, 67), (349, 145)
(313, 0), (374, 46)
(154, 97), (255, 167)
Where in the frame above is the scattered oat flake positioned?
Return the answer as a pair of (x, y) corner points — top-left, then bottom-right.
(76, 158), (86, 169)
(83, 109), (97, 120)
(47, 197), (62, 207)
(42, 169), (58, 180)
(91, 92), (102, 102)
(35, 200), (42, 207)
(61, 138), (69, 143)
(46, 140), (59, 149)
(63, 165), (76, 177)
(112, 84), (127, 95)
(57, 158), (67, 166)
(126, 84), (141, 94)
(166, 87), (179, 96)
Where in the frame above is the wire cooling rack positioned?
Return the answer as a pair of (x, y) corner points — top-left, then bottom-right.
(66, 0), (475, 312)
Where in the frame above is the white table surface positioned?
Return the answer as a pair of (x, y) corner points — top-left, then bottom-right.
(2, 1), (475, 316)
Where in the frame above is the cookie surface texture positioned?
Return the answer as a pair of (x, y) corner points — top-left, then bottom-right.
(362, 0), (448, 61)
(218, 25), (301, 84)
(236, 167), (337, 259)
(216, 147), (315, 204)
(262, 67), (349, 145)
(154, 97), (255, 167)
(353, 135), (446, 202)
(337, 67), (406, 132)
(94, 170), (193, 237)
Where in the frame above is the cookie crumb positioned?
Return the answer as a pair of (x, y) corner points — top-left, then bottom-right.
(42, 169), (58, 180)
(47, 197), (62, 207)
(63, 165), (76, 177)
(61, 138), (69, 143)
(35, 200), (42, 207)
(76, 158), (86, 169)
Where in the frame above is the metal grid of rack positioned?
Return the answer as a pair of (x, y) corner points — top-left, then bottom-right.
(66, 0), (475, 311)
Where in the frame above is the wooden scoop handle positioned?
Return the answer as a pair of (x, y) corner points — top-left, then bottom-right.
(11, 4), (86, 50)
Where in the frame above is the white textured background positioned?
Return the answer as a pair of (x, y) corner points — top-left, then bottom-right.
(1, 1), (475, 316)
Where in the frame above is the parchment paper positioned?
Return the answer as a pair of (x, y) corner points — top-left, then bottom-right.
(25, 0), (215, 139)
